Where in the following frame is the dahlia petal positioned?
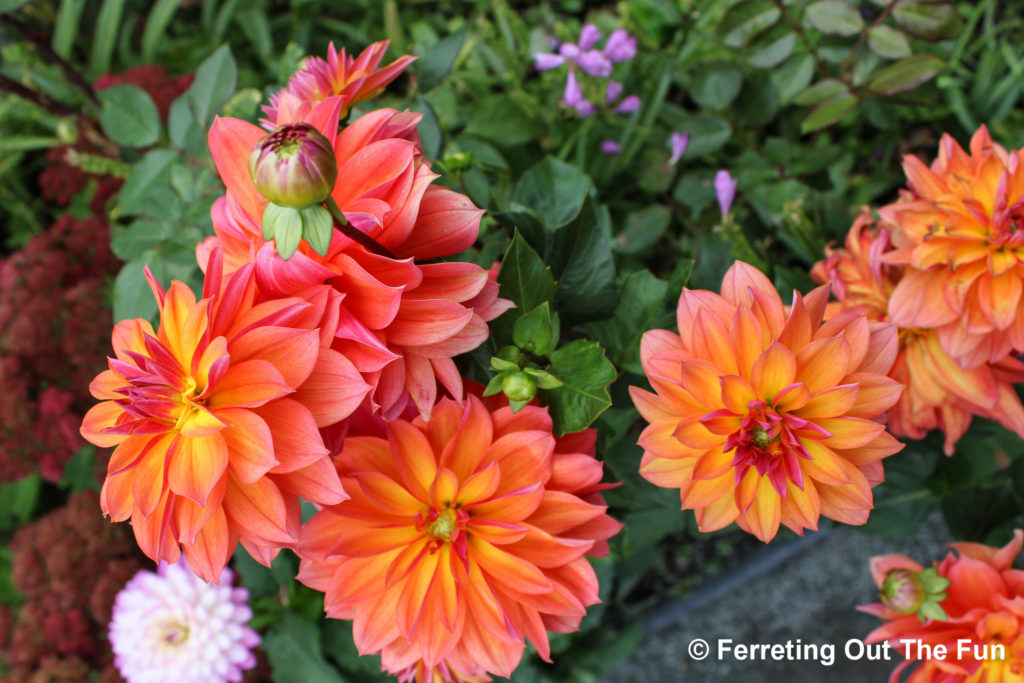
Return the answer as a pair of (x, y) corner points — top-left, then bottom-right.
(844, 373), (904, 418)
(721, 261), (783, 309)
(208, 359), (293, 409)
(81, 401), (129, 447)
(738, 475), (782, 542)
(389, 419), (439, 502)
(388, 299), (475, 347)
(693, 492), (739, 533)
(780, 479), (820, 533)
(795, 336), (851, 394)
(818, 417), (886, 449)
(131, 492), (180, 564)
(796, 383), (860, 419)
(291, 349), (370, 427)
(175, 474), (227, 545)
(486, 429), (555, 493)
(800, 440), (853, 486)
(527, 491), (607, 535)
(168, 432), (229, 506)
(978, 271), (1023, 330)
(223, 473), (297, 545)
(179, 401), (230, 437)
(101, 470), (134, 521)
(456, 461), (501, 506)
(751, 341), (797, 399)
(396, 548), (441, 638)
(208, 116), (271, 221)
(731, 304), (765, 376)
(639, 451), (694, 488)
(691, 446), (733, 481)
(888, 269), (959, 328)
(471, 483), (545, 522)
(217, 408), (278, 483)
(133, 435), (173, 518)
(692, 309), (738, 374)
(253, 398), (328, 473)
(682, 470), (735, 509)
(396, 186), (483, 260)
(229, 326), (320, 388)
(405, 352), (438, 419)
(469, 535), (553, 595)
(352, 470), (428, 515)
(679, 359), (728, 406)
(945, 555), (1008, 611)
(273, 458), (348, 506)
(672, 418), (723, 450)
(182, 506), (233, 583)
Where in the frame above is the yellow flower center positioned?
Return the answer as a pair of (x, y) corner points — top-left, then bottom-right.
(426, 508), (458, 543)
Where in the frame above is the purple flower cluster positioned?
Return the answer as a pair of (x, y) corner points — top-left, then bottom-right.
(535, 24), (639, 119)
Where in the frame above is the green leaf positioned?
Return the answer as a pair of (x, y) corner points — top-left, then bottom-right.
(0, 0), (32, 11)
(464, 94), (544, 147)
(545, 340), (617, 435)
(735, 77), (780, 128)
(89, 0), (126, 74)
(671, 114), (731, 157)
(417, 26), (467, 92)
(98, 84), (161, 148)
(867, 53), (945, 95)
(113, 259), (158, 322)
(513, 302), (556, 356)
(496, 232), (557, 314)
(322, 620), (389, 679)
(117, 149), (178, 217)
(793, 78), (847, 105)
(141, 0), (181, 61)
(614, 205), (671, 255)
(586, 269), (670, 375)
(623, 507), (686, 554)
(264, 614), (345, 683)
(773, 54), (815, 103)
(411, 97), (442, 160)
(867, 24), (912, 59)
(167, 95), (204, 153)
(111, 219), (171, 260)
(513, 156), (593, 232)
(53, 0), (87, 59)
(892, 0), (963, 42)
(58, 446), (98, 493)
(690, 62), (744, 110)
(548, 198), (618, 323)
(301, 205), (333, 257)
(800, 92), (857, 132)
(0, 473), (40, 534)
(718, 0), (781, 48)
(186, 45), (237, 130)
(746, 25), (797, 70)
(805, 0), (865, 36)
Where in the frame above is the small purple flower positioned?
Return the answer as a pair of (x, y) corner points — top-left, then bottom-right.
(578, 24), (602, 51)
(601, 139), (622, 155)
(715, 170), (737, 217)
(534, 52), (566, 71)
(558, 42), (580, 60)
(109, 559), (260, 683)
(606, 81), (624, 104)
(669, 132), (689, 166)
(576, 50), (613, 78)
(604, 29), (637, 62)
(615, 95), (640, 113)
(575, 99), (596, 117)
(563, 70), (583, 107)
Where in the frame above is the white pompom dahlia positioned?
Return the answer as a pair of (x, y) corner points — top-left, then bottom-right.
(108, 558), (260, 683)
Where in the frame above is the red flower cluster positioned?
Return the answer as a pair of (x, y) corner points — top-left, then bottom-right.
(0, 214), (120, 481)
(0, 490), (147, 682)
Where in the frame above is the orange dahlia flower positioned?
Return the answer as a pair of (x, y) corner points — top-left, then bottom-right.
(884, 125), (1024, 369)
(80, 253), (369, 580)
(813, 207), (1024, 455)
(630, 261), (904, 542)
(296, 393), (620, 680)
(263, 41), (416, 126)
(200, 99), (506, 419)
(861, 530), (1024, 682)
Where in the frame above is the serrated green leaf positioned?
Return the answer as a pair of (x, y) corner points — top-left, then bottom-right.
(187, 45), (237, 129)
(867, 53), (945, 95)
(548, 198), (618, 323)
(801, 92), (857, 132)
(497, 232), (557, 314)
(586, 269), (670, 375)
(546, 340), (616, 435)
(892, 0), (963, 41)
(805, 0), (865, 36)
(98, 84), (161, 147)
(512, 156), (593, 232)
(867, 24), (912, 59)
(117, 149), (179, 217)
(418, 26), (466, 92)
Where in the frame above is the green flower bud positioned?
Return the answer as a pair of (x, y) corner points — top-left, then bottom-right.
(881, 569), (927, 615)
(502, 371), (538, 403)
(249, 123), (338, 208)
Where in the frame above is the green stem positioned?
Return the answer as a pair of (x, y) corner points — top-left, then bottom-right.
(324, 197), (397, 259)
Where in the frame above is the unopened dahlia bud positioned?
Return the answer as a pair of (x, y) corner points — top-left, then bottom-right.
(881, 567), (949, 621)
(881, 568), (926, 615)
(248, 122), (338, 208)
(502, 370), (538, 403)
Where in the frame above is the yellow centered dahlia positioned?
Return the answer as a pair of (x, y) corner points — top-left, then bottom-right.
(884, 125), (1024, 369)
(630, 261), (904, 542)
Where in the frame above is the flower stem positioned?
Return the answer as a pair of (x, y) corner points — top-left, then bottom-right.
(324, 197), (398, 259)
